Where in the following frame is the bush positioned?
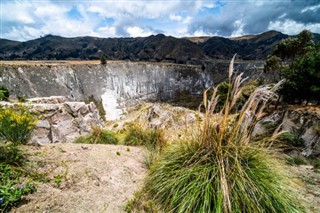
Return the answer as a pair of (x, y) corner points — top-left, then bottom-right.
(123, 123), (165, 151)
(74, 127), (118, 144)
(145, 56), (303, 213)
(278, 132), (304, 147)
(0, 163), (36, 211)
(0, 86), (9, 101)
(100, 55), (107, 65)
(0, 106), (37, 146)
(286, 156), (308, 166)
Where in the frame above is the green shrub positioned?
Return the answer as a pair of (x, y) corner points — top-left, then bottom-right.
(0, 86), (9, 101)
(286, 156), (308, 166)
(145, 56), (303, 213)
(123, 123), (165, 151)
(278, 132), (304, 147)
(0, 106), (38, 146)
(0, 163), (36, 211)
(0, 145), (25, 166)
(100, 55), (107, 65)
(74, 127), (118, 144)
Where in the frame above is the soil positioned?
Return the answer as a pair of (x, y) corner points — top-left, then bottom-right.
(13, 143), (148, 213)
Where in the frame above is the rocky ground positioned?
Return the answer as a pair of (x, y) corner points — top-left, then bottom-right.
(9, 103), (320, 212)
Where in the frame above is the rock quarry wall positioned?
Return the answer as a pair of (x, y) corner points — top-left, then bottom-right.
(0, 61), (266, 120)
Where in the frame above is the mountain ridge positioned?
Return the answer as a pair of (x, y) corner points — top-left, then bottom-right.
(1, 31), (319, 63)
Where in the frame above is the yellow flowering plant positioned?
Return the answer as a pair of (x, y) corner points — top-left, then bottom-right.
(0, 105), (38, 146)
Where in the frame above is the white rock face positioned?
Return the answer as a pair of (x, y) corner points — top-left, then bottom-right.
(101, 89), (123, 120)
(0, 96), (102, 145)
(255, 107), (320, 157)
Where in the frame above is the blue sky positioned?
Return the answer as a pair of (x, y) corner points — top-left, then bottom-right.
(1, 0), (320, 41)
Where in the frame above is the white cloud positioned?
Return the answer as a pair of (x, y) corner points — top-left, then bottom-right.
(268, 19), (320, 35)
(96, 26), (117, 38)
(126, 26), (154, 37)
(183, 16), (192, 24)
(301, 4), (320, 13)
(34, 4), (69, 18)
(169, 14), (182, 21)
(230, 19), (245, 37)
(203, 3), (216, 9)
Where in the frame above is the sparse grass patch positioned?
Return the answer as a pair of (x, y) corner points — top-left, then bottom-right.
(124, 190), (159, 213)
(278, 132), (304, 147)
(74, 126), (118, 145)
(286, 156), (308, 166)
(123, 123), (165, 151)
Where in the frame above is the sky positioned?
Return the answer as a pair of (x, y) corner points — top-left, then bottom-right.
(1, 0), (320, 41)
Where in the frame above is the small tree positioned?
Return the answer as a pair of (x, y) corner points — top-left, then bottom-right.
(264, 30), (319, 105)
(100, 55), (107, 65)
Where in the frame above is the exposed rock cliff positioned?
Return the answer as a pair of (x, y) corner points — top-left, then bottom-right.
(0, 61), (266, 120)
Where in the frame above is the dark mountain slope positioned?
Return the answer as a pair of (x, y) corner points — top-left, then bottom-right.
(0, 31), (318, 62)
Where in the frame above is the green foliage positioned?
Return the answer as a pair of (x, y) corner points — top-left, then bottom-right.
(0, 145), (25, 166)
(74, 127), (118, 144)
(123, 123), (165, 151)
(145, 56), (303, 213)
(0, 163), (36, 211)
(0, 86), (9, 101)
(124, 190), (158, 213)
(278, 132), (304, 147)
(100, 55), (107, 65)
(286, 156), (308, 166)
(280, 47), (320, 104)
(265, 29), (319, 104)
(0, 106), (38, 146)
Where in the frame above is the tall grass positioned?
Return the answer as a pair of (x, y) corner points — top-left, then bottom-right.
(145, 55), (303, 213)
(123, 122), (166, 151)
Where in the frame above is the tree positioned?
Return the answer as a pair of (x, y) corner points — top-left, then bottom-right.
(100, 55), (107, 65)
(264, 30), (319, 105)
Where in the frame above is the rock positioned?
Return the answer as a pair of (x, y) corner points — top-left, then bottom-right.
(8, 94), (19, 103)
(0, 96), (103, 145)
(28, 96), (66, 104)
(255, 107), (320, 158)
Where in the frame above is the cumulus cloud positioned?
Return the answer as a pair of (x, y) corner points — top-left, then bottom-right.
(1, 0), (320, 41)
(188, 1), (320, 37)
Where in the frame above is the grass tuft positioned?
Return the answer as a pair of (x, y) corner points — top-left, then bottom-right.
(74, 126), (118, 145)
(145, 55), (304, 213)
(123, 123), (166, 151)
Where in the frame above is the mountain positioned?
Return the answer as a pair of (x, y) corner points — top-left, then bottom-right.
(0, 31), (319, 63)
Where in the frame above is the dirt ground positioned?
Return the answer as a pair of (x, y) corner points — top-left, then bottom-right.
(10, 143), (320, 213)
(13, 144), (148, 213)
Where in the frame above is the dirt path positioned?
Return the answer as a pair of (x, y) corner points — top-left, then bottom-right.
(13, 143), (148, 213)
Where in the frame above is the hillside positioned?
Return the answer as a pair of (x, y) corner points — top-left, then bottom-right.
(1, 31), (319, 63)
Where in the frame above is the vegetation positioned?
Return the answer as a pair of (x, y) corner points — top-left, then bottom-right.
(0, 105), (38, 211)
(74, 126), (118, 144)
(264, 30), (320, 104)
(0, 106), (38, 146)
(123, 123), (165, 151)
(278, 132), (305, 147)
(0, 86), (9, 101)
(286, 156), (308, 166)
(145, 56), (303, 212)
(100, 55), (107, 65)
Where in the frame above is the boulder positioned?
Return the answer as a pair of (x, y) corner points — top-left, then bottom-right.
(0, 96), (103, 145)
